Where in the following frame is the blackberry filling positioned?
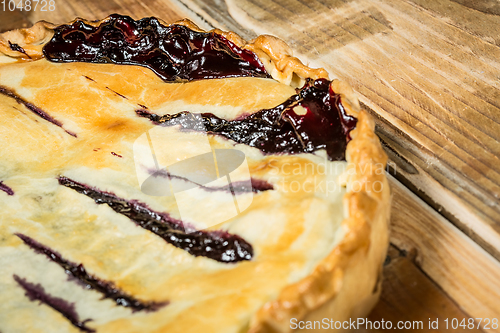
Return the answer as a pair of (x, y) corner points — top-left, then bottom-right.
(58, 176), (254, 263)
(16, 233), (168, 312)
(137, 78), (357, 161)
(43, 14), (269, 82)
(43, 15), (357, 160)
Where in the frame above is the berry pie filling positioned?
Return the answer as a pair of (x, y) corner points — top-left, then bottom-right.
(136, 78), (356, 161)
(15, 233), (168, 312)
(43, 14), (357, 161)
(43, 14), (269, 82)
(58, 176), (254, 263)
(0, 14), (363, 333)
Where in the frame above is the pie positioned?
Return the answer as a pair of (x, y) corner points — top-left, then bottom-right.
(0, 14), (390, 333)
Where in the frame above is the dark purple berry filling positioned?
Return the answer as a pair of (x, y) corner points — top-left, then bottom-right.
(41, 14), (356, 159)
(13, 275), (95, 332)
(137, 78), (357, 161)
(0, 181), (14, 196)
(15, 233), (167, 312)
(146, 168), (273, 194)
(43, 14), (269, 82)
(58, 176), (253, 263)
(8, 40), (31, 58)
(0, 85), (77, 137)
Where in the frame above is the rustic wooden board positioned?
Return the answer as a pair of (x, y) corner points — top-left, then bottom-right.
(2, 0), (500, 330)
(173, 0), (500, 263)
(367, 245), (482, 333)
(170, 0), (500, 323)
(388, 176), (500, 332)
(359, 177), (500, 332)
(0, 0), (184, 32)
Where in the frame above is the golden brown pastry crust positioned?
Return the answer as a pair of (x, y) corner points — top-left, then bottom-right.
(247, 108), (390, 333)
(0, 16), (327, 86)
(0, 16), (390, 333)
(0, 21), (55, 60)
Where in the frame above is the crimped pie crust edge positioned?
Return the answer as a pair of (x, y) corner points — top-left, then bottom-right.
(0, 16), (390, 333)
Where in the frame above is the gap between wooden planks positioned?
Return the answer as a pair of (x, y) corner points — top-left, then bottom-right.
(364, 245), (483, 333)
(388, 175), (500, 332)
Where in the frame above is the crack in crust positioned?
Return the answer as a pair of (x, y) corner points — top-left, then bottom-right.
(0, 16), (390, 333)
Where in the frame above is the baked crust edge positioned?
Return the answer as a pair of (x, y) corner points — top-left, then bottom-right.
(0, 16), (328, 86)
(0, 16), (391, 333)
(247, 107), (391, 333)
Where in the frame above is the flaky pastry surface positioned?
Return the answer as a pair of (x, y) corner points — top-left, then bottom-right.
(0, 16), (389, 333)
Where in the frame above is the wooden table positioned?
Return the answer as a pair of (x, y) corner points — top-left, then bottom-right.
(2, 0), (500, 331)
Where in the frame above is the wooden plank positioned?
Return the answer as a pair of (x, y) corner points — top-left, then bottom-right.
(0, 10), (31, 32)
(388, 175), (500, 331)
(169, 0), (257, 34)
(0, 0), (186, 30)
(175, 0), (500, 263)
(366, 245), (483, 333)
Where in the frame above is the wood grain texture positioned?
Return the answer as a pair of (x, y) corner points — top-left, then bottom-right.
(366, 245), (483, 333)
(175, 0), (500, 263)
(0, 0), (185, 32)
(388, 175), (500, 331)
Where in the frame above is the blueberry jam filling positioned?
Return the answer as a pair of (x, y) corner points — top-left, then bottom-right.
(0, 181), (14, 196)
(203, 178), (273, 193)
(149, 169), (273, 194)
(8, 41), (31, 59)
(0, 85), (77, 137)
(137, 78), (357, 161)
(43, 14), (269, 82)
(15, 233), (167, 312)
(41, 14), (356, 159)
(13, 275), (95, 332)
(58, 176), (253, 263)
